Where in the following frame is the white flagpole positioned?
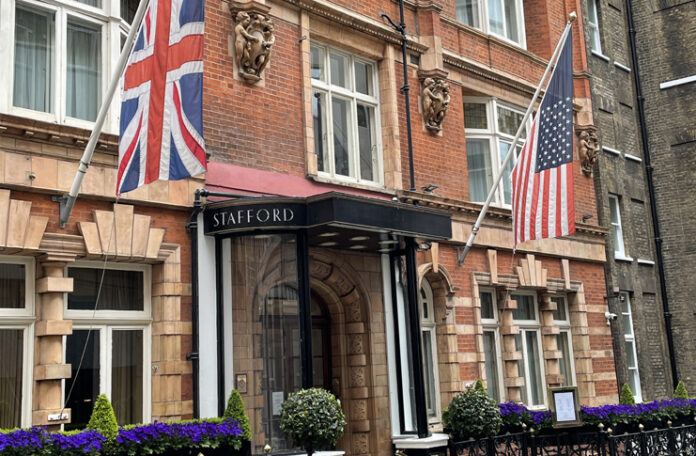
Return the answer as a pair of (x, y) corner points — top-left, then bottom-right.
(456, 12), (576, 266)
(57, 0), (151, 228)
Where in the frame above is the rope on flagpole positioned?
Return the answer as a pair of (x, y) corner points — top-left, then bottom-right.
(456, 12), (576, 266)
(54, 0), (151, 228)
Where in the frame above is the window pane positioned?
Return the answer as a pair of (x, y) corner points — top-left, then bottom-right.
(511, 294), (535, 320)
(112, 330), (143, 425)
(609, 196), (620, 224)
(329, 52), (348, 88)
(499, 141), (517, 205)
(515, 334), (527, 404)
(357, 103), (376, 182)
(354, 61), (372, 96)
(629, 370), (641, 402)
(483, 331), (500, 401)
(66, 19), (101, 121)
(313, 91), (328, 173)
(120, 0), (138, 24)
(503, 0), (519, 42)
(480, 292), (495, 320)
(76, 0), (101, 7)
(552, 296), (567, 321)
(0, 329), (23, 429)
(0, 264), (26, 309)
(488, 0), (505, 36)
(68, 268), (144, 311)
(464, 103), (488, 129)
(14, 6), (53, 113)
(525, 331), (544, 406)
(331, 97), (351, 177)
(422, 330), (437, 418)
(557, 332), (572, 387)
(467, 139), (493, 202)
(456, 0), (480, 27)
(65, 330), (100, 431)
(311, 328), (325, 388)
(625, 340), (637, 369)
(310, 45), (324, 81)
(622, 314), (633, 337)
(497, 106), (524, 136)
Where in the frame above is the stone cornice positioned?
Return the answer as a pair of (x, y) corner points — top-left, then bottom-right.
(279, 0), (429, 54)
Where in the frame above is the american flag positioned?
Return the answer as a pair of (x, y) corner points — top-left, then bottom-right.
(117, 0), (206, 195)
(511, 32), (575, 248)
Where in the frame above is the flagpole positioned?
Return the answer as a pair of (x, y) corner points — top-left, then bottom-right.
(456, 12), (576, 266)
(56, 0), (151, 228)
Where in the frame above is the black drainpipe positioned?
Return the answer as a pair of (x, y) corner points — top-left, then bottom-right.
(186, 189), (203, 418)
(625, 0), (679, 388)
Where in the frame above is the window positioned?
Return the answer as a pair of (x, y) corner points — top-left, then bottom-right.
(64, 263), (151, 429)
(464, 99), (528, 206)
(0, 257), (34, 429)
(480, 290), (503, 402)
(419, 280), (441, 422)
(310, 43), (382, 185)
(552, 296), (575, 387)
(620, 292), (642, 402)
(455, 0), (526, 47)
(512, 294), (546, 407)
(587, 0), (602, 54)
(609, 195), (629, 260)
(2, 0), (139, 130)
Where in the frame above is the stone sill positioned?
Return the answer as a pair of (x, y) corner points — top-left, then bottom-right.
(591, 50), (611, 62)
(614, 255), (634, 263)
(393, 433), (449, 449)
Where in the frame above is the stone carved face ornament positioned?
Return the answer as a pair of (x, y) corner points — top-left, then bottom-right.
(234, 11), (275, 83)
(578, 130), (599, 175)
(422, 77), (450, 133)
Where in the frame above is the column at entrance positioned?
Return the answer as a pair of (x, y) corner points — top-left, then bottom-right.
(33, 253), (75, 429)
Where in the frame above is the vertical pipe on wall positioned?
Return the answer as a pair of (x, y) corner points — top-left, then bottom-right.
(187, 190), (202, 419)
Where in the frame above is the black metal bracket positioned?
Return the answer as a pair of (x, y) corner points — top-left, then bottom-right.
(52, 195), (70, 229)
(186, 352), (199, 361)
(454, 246), (467, 266)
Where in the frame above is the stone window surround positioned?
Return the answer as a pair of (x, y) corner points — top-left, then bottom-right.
(478, 287), (505, 402)
(453, 0), (528, 49)
(0, 255), (35, 428)
(472, 252), (594, 407)
(300, 11), (405, 192)
(419, 277), (442, 424)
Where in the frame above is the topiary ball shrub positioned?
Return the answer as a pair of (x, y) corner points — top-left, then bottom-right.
(674, 380), (689, 400)
(223, 389), (252, 441)
(619, 383), (636, 406)
(86, 394), (118, 441)
(443, 388), (502, 441)
(279, 388), (346, 455)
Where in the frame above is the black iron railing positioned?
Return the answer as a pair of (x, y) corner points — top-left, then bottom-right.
(448, 424), (696, 456)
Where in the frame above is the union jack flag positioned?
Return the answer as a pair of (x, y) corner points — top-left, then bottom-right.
(511, 32), (575, 248)
(117, 0), (206, 195)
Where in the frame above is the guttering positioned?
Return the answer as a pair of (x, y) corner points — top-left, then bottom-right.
(625, 0), (678, 388)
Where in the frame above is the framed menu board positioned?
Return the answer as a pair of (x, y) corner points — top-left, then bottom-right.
(549, 386), (582, 428)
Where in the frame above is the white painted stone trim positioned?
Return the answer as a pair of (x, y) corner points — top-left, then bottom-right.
(637, 258), (655, 266)
(602, 146), (621, 156)
(614, 62), (631, 73)
(592, 50), (611, 62)
(624, 154), (642, 163)
(614, 254), (634, 263)
(393, 433), (450, 449)
(198, 212), (219, 418)
(660, 74), (696, 90)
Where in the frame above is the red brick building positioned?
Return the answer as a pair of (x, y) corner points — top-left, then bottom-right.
(0, 0), (616, 454)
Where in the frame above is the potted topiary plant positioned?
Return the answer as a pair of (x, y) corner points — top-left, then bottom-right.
(619, 383), (636, 406)
(279, 388), (346, 455)
(223, 389), (252, 456)
(86, 394), (119, 441)
(443, 386), (502, 441)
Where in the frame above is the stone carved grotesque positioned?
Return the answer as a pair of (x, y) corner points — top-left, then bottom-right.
(422, 77), (450, 133)
(578, 130), (599, 175)
(234, 11), (275, 83)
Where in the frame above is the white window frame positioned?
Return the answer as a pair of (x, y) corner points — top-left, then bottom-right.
(419, 279), (441, 424)
(0, 255), (35, 428)
(609, 194), (631, 261)
(63, 261), (152, 424)
(552, 295), (576, 387)
(0, 0), (134, 134)
(511, 293), (547, 408)
(587, 0), (602, 54)
(310, 41), (383, 186)
(620, 292), (642, 403)
(479, 289), (505, 402)
(454, 0), (527, 48)
(464, 97), (529, 207)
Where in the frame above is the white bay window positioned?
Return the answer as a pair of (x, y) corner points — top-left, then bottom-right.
(455, 0), (526, 47)
(311, 42), (382, 185)
(464, 98), (528, 206)
(480, 289), (504, 402)
(0, 0), (138, 130)
(512, 294), (546, 408)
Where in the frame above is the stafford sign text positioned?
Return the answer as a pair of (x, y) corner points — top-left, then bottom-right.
(203, 202), (307, 234)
